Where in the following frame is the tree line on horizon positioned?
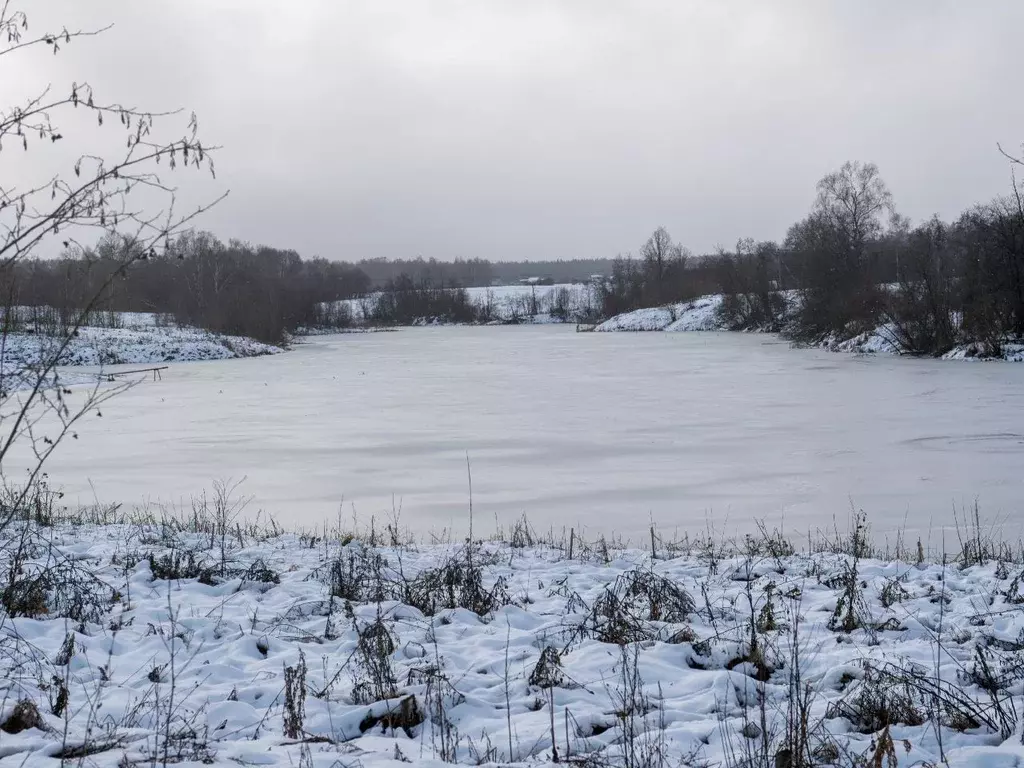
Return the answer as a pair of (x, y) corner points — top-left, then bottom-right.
(3, 156), (1023, 353)
(1, 236), (619, 343)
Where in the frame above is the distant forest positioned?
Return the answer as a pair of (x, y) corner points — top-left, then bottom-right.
(355, 257), (615, 288)
(1, 235), (615, 344)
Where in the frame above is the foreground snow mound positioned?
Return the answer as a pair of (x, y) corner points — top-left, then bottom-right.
(3, 325), (282, 367)
(2, 522), (1021, 767)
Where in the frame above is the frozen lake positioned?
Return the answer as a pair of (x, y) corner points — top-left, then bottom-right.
(39, 326), (1024, 545)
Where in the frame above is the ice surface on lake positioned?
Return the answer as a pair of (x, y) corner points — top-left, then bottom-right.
(35, 326), (1024, 543)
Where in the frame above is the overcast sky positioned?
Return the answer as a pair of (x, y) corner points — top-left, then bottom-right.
(10, 1), (1024, 262)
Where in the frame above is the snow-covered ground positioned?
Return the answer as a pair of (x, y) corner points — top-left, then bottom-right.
(14, 327), (1024, 545)
(2, 521), (1022, 767)
(2, 318), (281, 368)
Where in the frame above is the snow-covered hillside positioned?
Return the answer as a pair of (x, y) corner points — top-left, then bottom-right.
(595, 295), (724, 332)
(0, 519), (1019, 768)
(2, 316), (281, 368)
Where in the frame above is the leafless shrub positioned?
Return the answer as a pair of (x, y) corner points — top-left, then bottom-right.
(879, 575), (910, 608)
(48, 676), (70, 718)
(147, 548), (217, 585)
(283, 650), (307, 739)
(529, 646), (565, 690)
(240, 558), (280, 586)
(1, 699), (44, 734)
(1002, 568), (1024, 604)
(955, 502), (1004, 568)
(827, 665), (925, 734)
(610, 643), (670, 768)
(0, 478), (63, 528)
(315, 544), (390, 603)
(825, 521), (873, 635)
(829, 661), (994, 740)
(958, 643), (1020, 739)
(402, 547), (511, 617)
(351, 617), (398, 705)
(2, 555), (110, 623)
(755, 582), (784, 634)
(510, 514), (538, 549)
(568, 569), (694, 647)
(748, 521), (795, 564)
(826, 564), (871, 634)
(420, 663), (463, 763)
(723, 591), (845, 768)
(860, 724), (908, 768)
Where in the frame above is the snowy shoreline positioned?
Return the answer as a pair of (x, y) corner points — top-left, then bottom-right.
(0, 517), (1020, 767)
(3, 319), (282, 369)
(8, 295), (1021, 375)
(594, 294), (1024, 362)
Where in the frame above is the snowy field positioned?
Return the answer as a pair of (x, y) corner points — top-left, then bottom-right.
(332, 284), (586, 324)
(465, 284), (579, 305)
(15, 326), (1024, 545)
(2, 520), (1022, 767)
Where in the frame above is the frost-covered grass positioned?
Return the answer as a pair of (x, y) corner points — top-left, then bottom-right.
(3, 508), (1024, 768)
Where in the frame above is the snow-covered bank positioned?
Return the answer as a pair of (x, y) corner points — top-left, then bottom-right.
(595, 293), (1024, 361)
(943, 341), (1024, 362)
(594, 295), (724, 332)
(1, 520), (1021, 767)
(3, 320), (282, 367)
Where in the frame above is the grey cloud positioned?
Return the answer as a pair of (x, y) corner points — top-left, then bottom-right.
(9, 1), (1024, 260)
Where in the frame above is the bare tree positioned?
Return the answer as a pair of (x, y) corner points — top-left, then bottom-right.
(640, 226), (686, 305)
(0, 2), (221, 524)
(878, 217), (959, 355)
(814, 161), (894, 255)
(787, 162), (897, 341)
(641, 227), (675, 285)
